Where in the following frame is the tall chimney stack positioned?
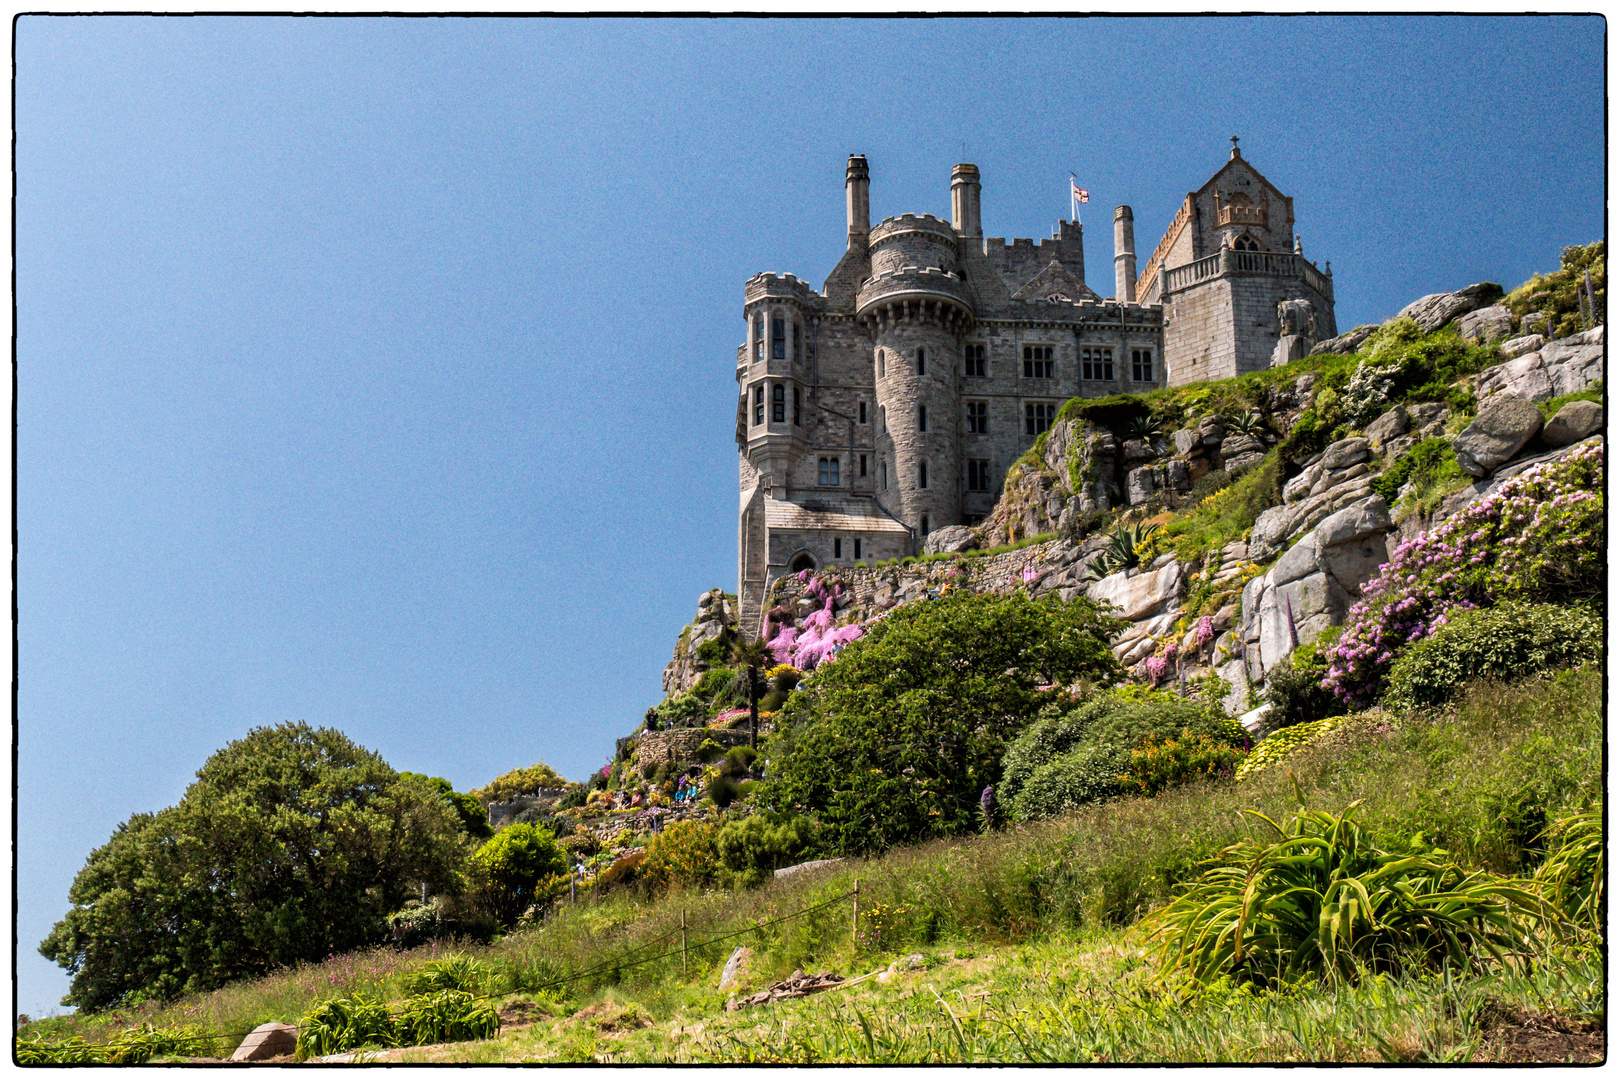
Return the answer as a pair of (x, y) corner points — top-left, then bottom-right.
(846, 155), (870, 247)
(1113, 205), (1137, 303)
(950, 163), (982, 238)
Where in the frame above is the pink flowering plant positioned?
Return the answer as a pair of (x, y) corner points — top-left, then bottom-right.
(767, 575), (864, 670)
(1324, 442), (1603, 706)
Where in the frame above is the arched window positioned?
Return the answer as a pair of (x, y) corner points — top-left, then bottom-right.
(880, 457), (888, 490)
(877, 350), (886, 378)
(919, 460), (929, 489)
(789, 552), (816, 574)
(916, 347), (926, 375)
(1232, 234), (1260, 252)
(918, 404), (928, 432)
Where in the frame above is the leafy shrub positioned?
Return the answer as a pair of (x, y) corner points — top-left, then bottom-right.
(1136, 802), (1544, 986)
(295, 993), (399, 1060)
(403, 954), (491, 996)
(1234, 714), (1349, 780)
(696, 738), (726, 764)
(100, 1024), (210, 1063)
(708, 774), (739, 808)
(1260, 639), (1348, 730)
(1162, 452), (1283, 564)
(1325, 441), (1604, 705)
(715, 813), (823, 888)
(650, 693), (709, 730)
(1369, 436), (1464, 507)
(467, 823), (567, 925)
(15, 1036), (104, 1064)
(470, 760), (569, 804)
(1123, 732), (1248, 797)
(639, 820), (719, 892)
(556, 786), (587, 810)
(1012, 743), (1131, 821)
(761, 591), (1125, 854)
(1383, 602), (1603, 712)
(691, 666), (741, 707)
(594, 851), (644, 893)
(394, 989), (500, 1046)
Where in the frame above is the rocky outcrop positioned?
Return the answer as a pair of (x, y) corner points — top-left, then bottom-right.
(1241, 495), (1393, 680)
(661, 588), (736, 694)
(1090, 558), (1184, 666)
(1437, 435), (1602, 522)
(232, 1024), (299, 1062)
(1476, 325), (1604, 402)
(921, 525), (976, 555)
(1311, 324), (1378, 356)
(1457, 304), (1513, 344)
(1453, 393), (1544, 477)
(1498, 333), (1546, 359)
(1542, 400), (1603, 447)
(1389, 282), (1502, 333)
(1248, 437), (1378, 562)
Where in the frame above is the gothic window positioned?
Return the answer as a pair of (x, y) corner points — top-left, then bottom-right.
(793, 387), (802, 425)
(918, 404), (928, 432)
(1082, 348), (1115, 381)
(919, 460), (929, 489)
(966, 401), (988, 434)
(879, 405), (886, 433)
(792, 323), (801, 362)
(753, 315), (764, 361)
(1232, 234), (1260, 252)
(916, 347), (926, 376)
(818, 457), (840, 486)
(967, 458), (992, 491)
(1132, 349), (1155, 383)
(964, 343), (986, 378)
(1023, 345), (1054, 378)
(771, 383), (785, 423)
(753, 384), (764, 426)
(1025, 401), (1056, 435)
(771, 317), (786, 359)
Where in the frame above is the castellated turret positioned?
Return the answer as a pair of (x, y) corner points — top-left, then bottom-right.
(857, 214), (975, 537)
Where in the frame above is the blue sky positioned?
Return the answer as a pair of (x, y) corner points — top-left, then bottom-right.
(16, 15), (1604, 1015)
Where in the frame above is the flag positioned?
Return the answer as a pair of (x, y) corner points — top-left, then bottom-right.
(1071, 184), (1089, 204)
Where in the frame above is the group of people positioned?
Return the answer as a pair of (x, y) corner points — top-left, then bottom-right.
(674, 773), (703, 804)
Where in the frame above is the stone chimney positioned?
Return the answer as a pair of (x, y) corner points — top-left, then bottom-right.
(950, 163), (982, 238)
(1113, 205), (1137, 303)
(846, 155), (870, 247)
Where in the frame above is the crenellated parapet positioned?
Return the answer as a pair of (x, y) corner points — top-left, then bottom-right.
(745, 272), (822, 306)
(855, 267), (976, 333)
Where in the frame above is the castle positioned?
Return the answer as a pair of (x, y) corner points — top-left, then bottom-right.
(736, 143), (1338, 632)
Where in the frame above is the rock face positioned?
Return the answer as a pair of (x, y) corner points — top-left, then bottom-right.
(719, 946), (753, 991)
(1498, 333), (1546, 360)
(1453, 393), (1544, 477)
(1248, 437), (1376, 562)
(1310, 324), (1378, 356)
(232, 1023), (299, 1062)
(1390, 282), (1501, 333)
(921, 525), (977, 555)
(1241, 495), (1393, 680)
(1089, 561), (1184, 667)
(1541, 400), (1603, 447)
(662, 589), (737, 694)
(1476, 325), (1604, 403)
(1457, 304), (1513, 344)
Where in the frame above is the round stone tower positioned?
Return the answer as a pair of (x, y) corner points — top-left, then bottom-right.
(855, 213), (975, 544)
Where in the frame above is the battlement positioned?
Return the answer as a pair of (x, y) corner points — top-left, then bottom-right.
(981, 220), (1086, 295)
(745, 272), (821, 305)
(869, 213), (957, 245)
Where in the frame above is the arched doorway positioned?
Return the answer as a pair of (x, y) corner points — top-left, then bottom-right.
(789, 551), (817, 575)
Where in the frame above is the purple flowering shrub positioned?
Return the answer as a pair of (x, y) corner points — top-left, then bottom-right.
(1324, 441), (1603, 706)
(767, 575), (864, 670)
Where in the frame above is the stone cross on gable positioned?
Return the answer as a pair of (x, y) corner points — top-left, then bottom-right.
(1230, 135), (1240, 157)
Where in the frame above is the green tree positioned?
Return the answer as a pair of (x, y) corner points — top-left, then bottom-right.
(730, 636), (775, 749)
(756, 591), (1124, 854)
(468, 760), (570, 804)
(400, 773), (494, 840)
(466, 823), (567, 925)
(39, 723), (467, 1012)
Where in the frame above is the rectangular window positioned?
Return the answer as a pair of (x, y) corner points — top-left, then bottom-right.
(1022, 345), (1054, 379)
(967, 458), (992, 491)
(966, 401), (988, 434)
(753, 316), (763, 362)
(793, 387), (802, 426)
(916, 348), (926, 376)
(1082, 348), (1115, 382)
(918, 404), (927, 432)
(771, 384), (785, 423)
(834, 538), (842, 559)
(753, 384), (764, 426)
(880, 458), (887, 490)
(1025, 401), (1056, 435)
(818, 457), (840, 486)
(793, 323), (801, 362)
(919, 460), (928, 489)
(771, 317), (786, 359)
(854, 538), (862, 559)
(965, 343), (986, 378)
(859, 454), (868, 477)
(1132, 348), (1154, 382)
(859, 400), (867, 424)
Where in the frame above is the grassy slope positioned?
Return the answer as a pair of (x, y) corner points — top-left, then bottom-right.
(24, 667), (1602, 1063)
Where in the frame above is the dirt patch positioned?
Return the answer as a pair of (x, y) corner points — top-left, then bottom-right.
(1479, 1002), (1604, 1063)
(570, 1001), (653, 1033)
(498, 998), (552, 1029)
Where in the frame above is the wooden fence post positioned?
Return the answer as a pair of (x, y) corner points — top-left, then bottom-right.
(682, 908), (688, 974)
(852, 878), (860, 950)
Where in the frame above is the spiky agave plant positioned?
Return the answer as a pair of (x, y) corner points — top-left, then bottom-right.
(1134, 797), (1547, 988)
(1225, 409), (1269, 437)
(1081, 522), (1163, 581)
(1124, 413), (1161, 441)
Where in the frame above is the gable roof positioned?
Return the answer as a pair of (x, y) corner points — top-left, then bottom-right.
(1194, 152), (1290, 206)
(1009, 260), (1100, 302)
